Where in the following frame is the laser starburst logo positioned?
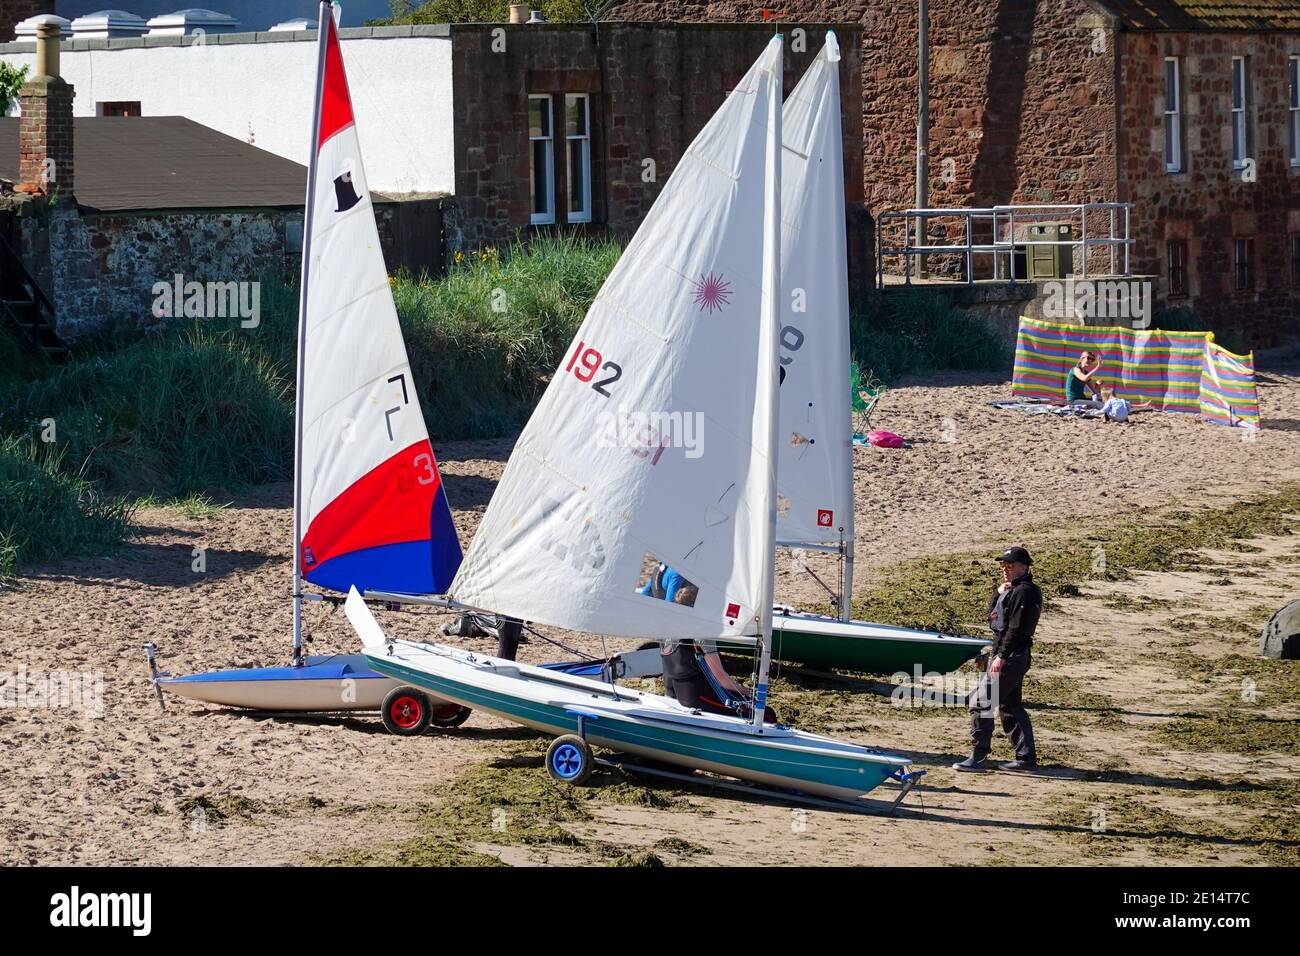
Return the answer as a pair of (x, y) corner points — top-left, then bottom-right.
(691, 272), (732, 314)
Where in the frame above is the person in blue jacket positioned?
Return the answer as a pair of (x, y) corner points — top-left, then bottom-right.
(640, 563), (690, 604)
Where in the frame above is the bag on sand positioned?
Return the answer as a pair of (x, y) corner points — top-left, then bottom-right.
(867, 430), (906, 448)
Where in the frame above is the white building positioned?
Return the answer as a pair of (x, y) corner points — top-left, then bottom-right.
(0, 22), (454, 195)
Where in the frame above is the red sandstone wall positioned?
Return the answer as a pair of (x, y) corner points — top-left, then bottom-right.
(610, 1), (1120, 214)
(1118, 30), (1300, 347)
(449, 21), (864, 260)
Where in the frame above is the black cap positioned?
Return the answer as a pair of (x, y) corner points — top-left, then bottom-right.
(996, 546), (1033, 565)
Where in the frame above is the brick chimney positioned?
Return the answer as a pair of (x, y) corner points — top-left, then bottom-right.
(18, 15), (74, 199)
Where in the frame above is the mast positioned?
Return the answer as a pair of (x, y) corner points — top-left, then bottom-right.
(292, 1), (331, 666)
(752, 36), (783, 731)
(826, 30), (856, 624)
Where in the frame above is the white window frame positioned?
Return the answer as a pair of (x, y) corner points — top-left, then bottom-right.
(1231, 55), (1252, 169)
(528, 94), (555, 225)
(1164, 57), (1183, 173)
(1289, 56), (1299, 167)
(564, 93), (593, 224)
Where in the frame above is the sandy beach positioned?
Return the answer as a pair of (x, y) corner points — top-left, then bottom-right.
(2, 355), (1298, 866)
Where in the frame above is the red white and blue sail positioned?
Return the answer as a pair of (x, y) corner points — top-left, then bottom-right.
(295, 11), (461, 597)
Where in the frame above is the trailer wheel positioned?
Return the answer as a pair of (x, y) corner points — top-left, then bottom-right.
(427, 701), (472, 728)
(546, 734), (594, 785)
(381, 686), (432, 737)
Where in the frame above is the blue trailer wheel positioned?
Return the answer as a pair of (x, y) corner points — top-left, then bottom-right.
(547, 734), (594, 785)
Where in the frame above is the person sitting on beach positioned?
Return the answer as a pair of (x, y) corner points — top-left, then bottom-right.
(1065, 351), (1104, 406)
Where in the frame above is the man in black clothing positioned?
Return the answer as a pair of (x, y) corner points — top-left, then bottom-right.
(953, 546), (1041, 772)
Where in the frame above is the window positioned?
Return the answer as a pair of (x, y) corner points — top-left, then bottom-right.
(528, 94), (555, 225)
(1291, 234), (1300, 286)
(1290, 56), (1299, 167)
(565, 94), (592, 223)
(1233, 237), (1253, 291)
(97, 101), (141, 117)
(1167, 240), (1188, 297)
(1231, 56), (1253, 168)
(1164, 57), (1183, 172)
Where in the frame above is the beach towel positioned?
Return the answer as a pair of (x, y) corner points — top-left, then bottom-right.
(988, 400), (1104, 419)
(1011, 316), (1260, 428)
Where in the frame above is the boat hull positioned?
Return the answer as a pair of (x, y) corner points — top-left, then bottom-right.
(771, 609), (991, 674)
(364, 641), (911, 802)
(156, 654), (402, 711)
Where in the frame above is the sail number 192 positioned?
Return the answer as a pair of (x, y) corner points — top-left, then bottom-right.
(565, 340), (622, 397)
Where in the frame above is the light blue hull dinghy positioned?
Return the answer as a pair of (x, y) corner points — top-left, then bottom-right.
(152, 654), (398, 712)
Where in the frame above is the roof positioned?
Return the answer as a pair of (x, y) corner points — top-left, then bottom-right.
(1094, 0), (1300, 30)
(0, 116), (306, 211)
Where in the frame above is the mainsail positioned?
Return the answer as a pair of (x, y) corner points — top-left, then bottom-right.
(775, 33), (853, 551)
(451, 36), (785, 642)
(293, 7), (461, 624)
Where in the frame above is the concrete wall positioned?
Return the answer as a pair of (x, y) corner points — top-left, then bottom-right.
(0, 27), (455, 195)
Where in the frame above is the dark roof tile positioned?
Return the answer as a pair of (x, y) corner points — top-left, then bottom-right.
(1096, 0), (1300, 30)
(0, 116), (306, 212)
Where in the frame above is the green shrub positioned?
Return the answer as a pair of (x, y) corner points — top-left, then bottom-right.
(0, 436), (133, 576)
(850, 289), (1008, 382)
(0, 324), (294, 497)
(393, 234), (621, 438)
(377, 1), (591, 26)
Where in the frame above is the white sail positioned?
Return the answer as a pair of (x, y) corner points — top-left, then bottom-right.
(775, 33), (853, 549)
(451, 36), (784, 641)
(294, 7), (461, 611)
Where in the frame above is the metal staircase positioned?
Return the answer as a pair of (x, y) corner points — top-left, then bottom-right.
(0, 232), (67, 362)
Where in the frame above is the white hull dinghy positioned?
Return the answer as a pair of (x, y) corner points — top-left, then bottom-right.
(153, 3), (462, 719)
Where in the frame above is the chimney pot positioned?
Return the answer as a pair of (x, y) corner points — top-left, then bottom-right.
(24, 15), (64, 78)
(509, 4), (528, 23)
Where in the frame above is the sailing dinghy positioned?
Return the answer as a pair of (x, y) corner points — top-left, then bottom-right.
(351, 34), (920, 804)
(767, 33), (989, 674)
(154, 3), (464, 716)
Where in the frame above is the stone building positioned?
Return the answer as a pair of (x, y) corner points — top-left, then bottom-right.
(610, 0), (1300, 347)
(0, 18), (868, 338)
(446, 21), (864, 256)
(0, 21), (439, 343)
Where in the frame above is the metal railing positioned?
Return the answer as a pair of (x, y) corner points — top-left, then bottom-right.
(876, 202), (1135, 288)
